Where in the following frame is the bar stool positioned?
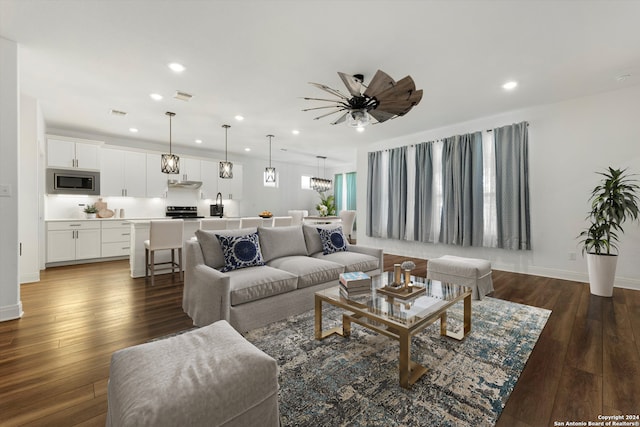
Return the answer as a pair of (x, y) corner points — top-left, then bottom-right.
(144, 219), (184, 286)
(273, 216), (293, 227)
(200, 218), (227, 230)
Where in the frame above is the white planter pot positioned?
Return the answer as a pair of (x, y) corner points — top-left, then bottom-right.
(86, 213), (96, 219)
(586, 253), (618, 297)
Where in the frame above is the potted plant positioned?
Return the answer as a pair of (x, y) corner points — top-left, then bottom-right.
(578, 167), (639, 297)
(316, 191), (336, 217)
(84, 203), (98, 219)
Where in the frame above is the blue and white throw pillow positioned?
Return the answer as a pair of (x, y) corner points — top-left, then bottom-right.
(317, 226), (348, 255)
(216, 232), (265, 272)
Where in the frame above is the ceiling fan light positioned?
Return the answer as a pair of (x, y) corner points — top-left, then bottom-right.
(347, 110), (371, 128)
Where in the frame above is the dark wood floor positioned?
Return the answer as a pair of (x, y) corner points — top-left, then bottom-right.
(1, 257), (638, 426)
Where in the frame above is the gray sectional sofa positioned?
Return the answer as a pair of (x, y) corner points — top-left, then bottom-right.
(183, 224), (383, 332)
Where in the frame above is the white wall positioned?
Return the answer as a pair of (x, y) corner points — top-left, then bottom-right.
(0, 37), (23, 321)
(19, 94), (41, 283)
(357, 84), (640, 290)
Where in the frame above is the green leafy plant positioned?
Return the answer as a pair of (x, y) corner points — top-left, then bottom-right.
(578, 167), (639, 255)
(316, 191), (336, 217)
(83, 204), (98, 214)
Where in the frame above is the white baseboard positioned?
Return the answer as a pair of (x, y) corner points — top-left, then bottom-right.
(492, 263), (640, 291)
(0, 302), (23, 322)
(20, 272), (40, 284)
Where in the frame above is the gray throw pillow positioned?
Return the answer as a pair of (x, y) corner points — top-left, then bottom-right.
(257, 225), (308, 263)
(303, 224), (343, 255)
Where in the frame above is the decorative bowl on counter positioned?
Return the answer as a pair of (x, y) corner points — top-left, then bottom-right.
(259, 211), (273, 218)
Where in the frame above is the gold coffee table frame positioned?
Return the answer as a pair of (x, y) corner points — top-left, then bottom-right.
(315, 276), (471, 389)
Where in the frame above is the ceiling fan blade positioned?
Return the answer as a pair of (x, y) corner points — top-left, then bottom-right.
(364, 70), (395, 97)
(369, 109), (396, 123)
(303, 105), (346, 112)
(373, 76), (422, 115)
(374, 76), (416, 101)
(338, 72), (363, 97)
(309, 82), (350, 100)
(302, 96), (347, 103)
(314, 108), (347, 121)
(330, 112), (349, 125)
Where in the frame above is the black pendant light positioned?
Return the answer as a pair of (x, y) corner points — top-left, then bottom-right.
(265, 134), (276, 183)
(219, 124), (233, 179)
(161, 112), (180, 174)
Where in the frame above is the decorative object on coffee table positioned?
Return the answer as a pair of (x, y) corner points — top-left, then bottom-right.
(401, 260), (416, 289)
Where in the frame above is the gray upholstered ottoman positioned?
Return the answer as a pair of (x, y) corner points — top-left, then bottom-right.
(427, 255), (493, 300)
(106, 320), (279, 427)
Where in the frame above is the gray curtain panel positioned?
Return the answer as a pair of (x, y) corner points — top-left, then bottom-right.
(439, 132), (484, 246)
(387, 147), (407, 239)
(494, 122), (531, 250)
(366, 151), (383, 237)
(414, 141), (434, 242)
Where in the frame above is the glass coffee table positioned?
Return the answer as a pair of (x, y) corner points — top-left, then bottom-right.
(314, 272), (472, 389)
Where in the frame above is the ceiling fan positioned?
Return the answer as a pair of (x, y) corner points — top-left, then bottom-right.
(303, 70), (423, 127)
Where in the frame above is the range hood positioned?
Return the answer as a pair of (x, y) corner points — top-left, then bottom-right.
(167, 179), (202, 189)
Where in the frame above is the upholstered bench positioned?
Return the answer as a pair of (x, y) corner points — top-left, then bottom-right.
(427, 255), (493, 300)
(106, 320), (279, 427)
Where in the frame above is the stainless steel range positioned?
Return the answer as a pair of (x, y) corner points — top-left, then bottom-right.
(165, 206), (204, 219)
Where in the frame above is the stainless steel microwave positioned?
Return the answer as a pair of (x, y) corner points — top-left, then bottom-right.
(46, 168), (100, 195)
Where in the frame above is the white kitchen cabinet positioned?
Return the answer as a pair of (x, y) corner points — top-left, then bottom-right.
(47, 221), (101, 263)
(47, 136), (101, 170)
(217, 163), (243, 200)
(180, 158), (201, 182)
(146, 154), (169, 198)
(101, 220), (131, 257)
(101, 149), (146, 197)
(200, 160), (219, 199)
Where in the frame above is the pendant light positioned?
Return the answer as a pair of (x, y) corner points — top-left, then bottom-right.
(161, 112), (180, 174)
(310, 155), (332, 191)
(265, 134), (276, 183)
(219, 124), (233, 179)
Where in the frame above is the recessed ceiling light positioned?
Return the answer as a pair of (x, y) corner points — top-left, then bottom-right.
(292, 130), (300, 135)
(235, 115), (244, 121)
(244, 148), (251, 152)
(502, 81), (518, 90)
(168, 62), (186, 73)
(150, 93), (163, 101)
(129, 128), (139, 133)
(356, 126), (365, 133)
(195, 139), (202, 144)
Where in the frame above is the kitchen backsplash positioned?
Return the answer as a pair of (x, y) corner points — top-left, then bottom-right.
(45, 188), (240, 219)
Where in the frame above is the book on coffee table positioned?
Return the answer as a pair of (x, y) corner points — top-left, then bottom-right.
(339, 272), (371, 297)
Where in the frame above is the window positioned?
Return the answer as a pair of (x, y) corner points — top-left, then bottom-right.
(366, 122), (530, 249)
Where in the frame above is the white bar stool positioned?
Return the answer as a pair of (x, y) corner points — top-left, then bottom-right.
(239, 217), (263, 228)
(144, 219), (184, 286)
(273, 216), (293, 227)
(200, 218), (227, 230)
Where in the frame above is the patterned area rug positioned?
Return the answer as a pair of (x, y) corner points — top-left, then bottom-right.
(244, 297), (551, 427)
